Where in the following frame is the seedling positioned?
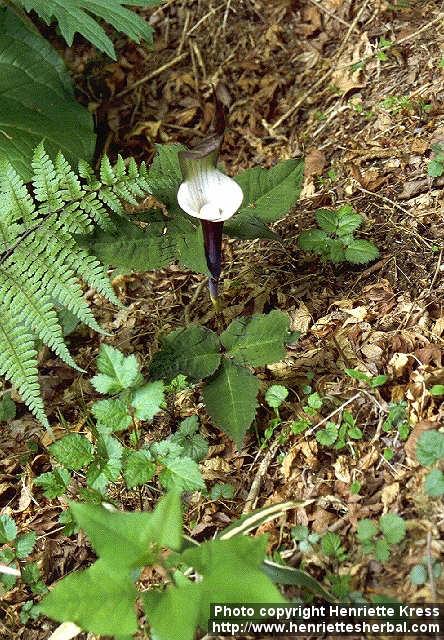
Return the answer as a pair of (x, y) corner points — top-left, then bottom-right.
(291, 525), (320, 554)
(298, 205), (379, 265)
(416, 430), (444, 497)
(428, 143), (444, 178)
(0, 515), (43, 595)
(410, 556), (442, 586)
(316, 411), (363, 449)
(345, 368), (389, 388)
(356, 513), (406, 562)
(382, 401), (410, 441)
(376, 37), (393, 62)
(321, 532), (347, 562)
(210, 483), (235, 500)
(262, 384), (289, 446)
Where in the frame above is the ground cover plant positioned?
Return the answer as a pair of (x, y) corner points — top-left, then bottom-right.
(0, 1), (443, 639)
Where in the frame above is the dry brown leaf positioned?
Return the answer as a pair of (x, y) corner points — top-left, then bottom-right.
(304, 148), (326, 179)
(387, 352), (410, 377)
(381, 483), (399, 511)
(333, 456), (351, 483)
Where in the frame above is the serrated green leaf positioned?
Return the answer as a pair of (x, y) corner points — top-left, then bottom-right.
(291, 525), (309, 541)
(344, 239), (379, 264)
(0, 514), (17, 543)
(210, 482), (235, 500)
(131, 381), (165, 421)
(0, 9), (95, 180)
(298, 228), (331, 255)
(170, 416), (209, 462)
(69, 491), (182, 567)
(150, 440), (184, 460)
(320, 532), (343, 558)
(374, 538), (390, 562)
(428, 159), (444, 178)
(15, 532), (37, 559)
(425, 469), (444, 497)
(159, 457), (205, 492)
(16, 0), (159, 60)
(181, 536), (285, 629)
(229, 159), (304, 230)
(92, 344), (143, 394)
(34, 468), (71, 499)
(345, 368), (370, 382)
(307, 392), (322, 409)
(203, 360), (259, 448)
(220, 310), (290, 367)
(316, 422), (338, 446)
(39, 559), (138, 635)
(150, 325), (221, 382)
(91, 398), (132, 432)
(315, 209), (338, 233)
(87, 433), (122, 492)
(328, 239), (346, 263)
(416, 430), (444, 466)
(335, 206), (363, 237)
(48, 434), (94, 470)
(348, 425), (363, 439)
(0, 393), (16, 421)
(122, 450), (156, 489)
(357, 519), (378, 542)
(265, 384), (288, 409)
(379, 513), (406, 544)
(410, 564), (427, 585)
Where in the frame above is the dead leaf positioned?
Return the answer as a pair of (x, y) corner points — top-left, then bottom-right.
(304, 148), (326, 179)
(381, 483), (399, 511)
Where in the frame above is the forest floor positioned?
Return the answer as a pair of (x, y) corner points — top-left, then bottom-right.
(1, 1), (444, 638)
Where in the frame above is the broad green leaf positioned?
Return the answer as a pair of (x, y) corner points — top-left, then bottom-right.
(321, 532), (344, 559)
(379, 513), (406, 544)
(370, 374), (389, 388)
(374, 538), (390, 562)
(357, 519), (378, 542)
(220, 310), (290, 367)
(416, 430), (444, 466)
(335, 205), (363, 237)
(316, 422), (338, 446)
(430, 384), (444, 396)
(122, 449), (156, 489)
(150, 440), (184, 461)
(86, 433), (123, 492)
(170, 214), (208, 274)
(328, 239), (346, 263)
(307, 392), (322, 409)
(428, 159), (444, 178)
(144, 581), (201, 640)
(148, 144), (184, 208)
(298, 229), (331, 255)
(34, 468), (71, 498)
(210, 482), (235, 500)
(229, 159), (304, 228)
(170, 416), (209, 462)
(15, 532), (37, 559)
(0, 8), (95, 180)
(223, 212), (278, 240)
(348, 425), (363, 439)
(69, 491), (182, 567)
(344, 239), (379, 264)
(0, 393), (16, 421)
(91, 398), (132, 432)
(159, 457), (205, 492)
(15, 0), (160, 60)
(265, 384), (288, 409)
(150, 325), (221, 382)
(131, 381), (165, 421)
(425, 469), (444, 497)
(182, 536), (285, 628)
(48, 434), (94, 470)
(203, 360), (259, 448)
(0, 514), (17, 542)
(345, 368), (370, 383)
(92, 344), (143, 394)
(38, 559), (138, 635)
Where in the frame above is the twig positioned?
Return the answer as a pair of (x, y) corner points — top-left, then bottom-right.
(426, 531), (437, 601)
(306, 0), (352, 28)
(116, 53), (189, 98)
(186, 2), (226, 36)
(427, 248), (443, 294)
(306, 393), (362, 436)
(243, 439), (281, 513)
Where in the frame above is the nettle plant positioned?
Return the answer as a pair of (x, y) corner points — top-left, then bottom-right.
(0, 515), (44, 596)
(356, 513), (406, 563)
(298, 205), (379, 265)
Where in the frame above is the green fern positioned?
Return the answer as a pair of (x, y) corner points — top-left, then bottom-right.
(0, 143), (153, 427)
(11, 0), (162, 59)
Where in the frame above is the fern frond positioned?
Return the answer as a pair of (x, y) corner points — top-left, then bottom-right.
(0, 144), (153, 427)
